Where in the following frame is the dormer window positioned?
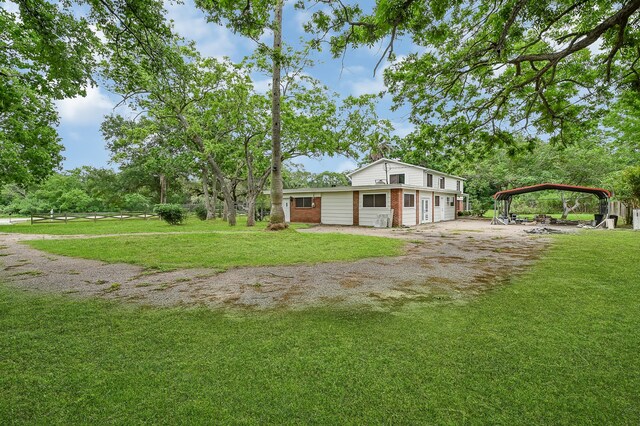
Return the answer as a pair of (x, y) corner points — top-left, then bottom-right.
(427, 174), (433, 187)
(439, 177), (445, 189)
(389, 174), (405, 184)
(457, 180), (461, 191)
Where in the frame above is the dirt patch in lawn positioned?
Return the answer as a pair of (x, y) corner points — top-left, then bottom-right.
(0, 219), (551, 310)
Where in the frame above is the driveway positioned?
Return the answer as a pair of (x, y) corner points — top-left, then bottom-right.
(0, 219), (552, 310)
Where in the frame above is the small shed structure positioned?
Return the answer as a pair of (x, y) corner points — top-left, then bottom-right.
(492, 183), (612, 225)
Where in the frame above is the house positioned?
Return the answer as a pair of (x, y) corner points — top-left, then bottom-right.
(277, 158), (466, 227)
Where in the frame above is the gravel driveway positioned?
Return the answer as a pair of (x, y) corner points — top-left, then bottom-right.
(0, 219), (552, 310)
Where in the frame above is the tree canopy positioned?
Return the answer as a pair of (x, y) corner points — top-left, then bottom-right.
(309, 0), (640, 149)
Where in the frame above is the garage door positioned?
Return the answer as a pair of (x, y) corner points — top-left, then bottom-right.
(321, 192), (353, 225)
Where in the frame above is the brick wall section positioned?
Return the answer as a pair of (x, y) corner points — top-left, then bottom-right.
(290, 197), (321, 223)
(416, 190), (420, 224)
(391, 188), (403, 227)
(352, 191), (359, 226)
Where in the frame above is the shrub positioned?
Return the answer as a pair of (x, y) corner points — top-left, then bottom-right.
(154, 204), (186, 225)
(123, 193), (152, 211)
(194, 203), (208, 221)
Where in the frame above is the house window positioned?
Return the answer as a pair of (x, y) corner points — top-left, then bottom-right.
(456, 180), (461, 192)
(450, 197), (455, 207)
(389, 173), (405, 184)
(294, 197), (313, 208)
(439, 177), (445, 189)
(363, 194), (387, 208)
(435, 196), (440, 207)
(404, 194), (415, 208)
(427, 174), (433, 187)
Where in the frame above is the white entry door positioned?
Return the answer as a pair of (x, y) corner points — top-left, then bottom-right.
(421, 198), (430, 223)
(283, 200), (291, 222)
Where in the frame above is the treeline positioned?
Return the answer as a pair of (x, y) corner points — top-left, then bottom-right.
(0, 167), (350, 216)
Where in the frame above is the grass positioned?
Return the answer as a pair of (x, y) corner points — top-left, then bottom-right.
(1, 231), (639, 423)
(25, 230), (405, 270)
(0, 216), (308, 235)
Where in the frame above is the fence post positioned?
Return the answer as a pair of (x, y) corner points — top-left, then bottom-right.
(634, 209), (640, 231)
(31, 214), (33, 225)
(64, 213), (67, 224)
(120, 211), (123, 220)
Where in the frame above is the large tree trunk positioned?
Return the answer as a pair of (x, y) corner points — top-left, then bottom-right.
(159, 174), (167, 204)
(246, 192), (257, 227)
(268, 0), (287, 231)
(201, 166), (215, 220)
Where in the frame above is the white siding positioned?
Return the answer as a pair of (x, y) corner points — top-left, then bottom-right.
(359, 190), (391, 227)
(402, 190), (417, 226)
(422, 172), (463, 193)
(443, 195), (456, 221)
(445, 177), (459, 191)
(434, 194), (443, 222)
(351, 163), (423, 186)
(321, 192), (353, 225)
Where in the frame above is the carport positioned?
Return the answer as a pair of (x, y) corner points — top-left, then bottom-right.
(492, 183), (611, 225)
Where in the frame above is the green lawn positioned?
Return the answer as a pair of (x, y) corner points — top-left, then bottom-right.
(1, 231), (639, 423)
(25, 230), (405, 270)
(0, 216), (307, 235)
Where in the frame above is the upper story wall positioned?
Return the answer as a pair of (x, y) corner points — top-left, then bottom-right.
(422, 172), (464, 193)
(350, 162), (424, 186)
(350, 160), (464, 193)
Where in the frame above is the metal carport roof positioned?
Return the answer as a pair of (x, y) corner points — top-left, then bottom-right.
(493, 183), (611, 201)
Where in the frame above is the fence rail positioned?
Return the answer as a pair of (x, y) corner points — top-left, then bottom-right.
(31, 211), (158, 224)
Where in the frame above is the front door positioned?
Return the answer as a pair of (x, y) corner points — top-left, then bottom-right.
(421, 198), (430, 223)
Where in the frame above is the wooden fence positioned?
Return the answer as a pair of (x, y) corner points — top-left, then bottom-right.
(31, 211), (158, 224)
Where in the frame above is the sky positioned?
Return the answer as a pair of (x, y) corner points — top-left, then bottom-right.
(22, 0), (418, 175)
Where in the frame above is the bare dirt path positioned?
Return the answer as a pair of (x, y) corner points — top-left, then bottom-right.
(0, 220), (554, 310)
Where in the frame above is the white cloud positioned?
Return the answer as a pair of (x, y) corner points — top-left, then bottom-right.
(164, 0), (244, 59)
(391, 120), (414, 138)
(252, 77), (272, 94)
(349, 72), (386, 96)
(0, 1), (19, 14)
(294, 8), (313, 32)
(56, 86), (115, 125)
(335, 159), (358, 173)
(346, 55), (408, 96)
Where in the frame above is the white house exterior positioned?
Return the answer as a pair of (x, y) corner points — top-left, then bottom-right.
(276, 158), (466, 227)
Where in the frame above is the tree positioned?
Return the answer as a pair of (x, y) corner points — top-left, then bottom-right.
(195, 0), (292, 230)
(1, 1), (98, 185)
(454, 138), (620, 215)
(1, 0), (180, 185)
(603, 92), (640, 163)
(101, 115), (194, 206)
(611, 166), (640, 208)
(284, 169), (350, 188)
(309, 0), (640, 149)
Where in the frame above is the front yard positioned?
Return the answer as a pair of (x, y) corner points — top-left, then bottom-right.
(1, 230), (639, 423)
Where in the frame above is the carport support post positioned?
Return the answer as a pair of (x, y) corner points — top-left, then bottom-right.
(493, 198), (497, 224)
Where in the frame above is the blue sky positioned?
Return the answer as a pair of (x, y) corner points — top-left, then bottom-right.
(4, 0), (416, 174)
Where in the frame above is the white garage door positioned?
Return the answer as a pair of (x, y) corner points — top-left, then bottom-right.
(321, 192), (353, 225)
